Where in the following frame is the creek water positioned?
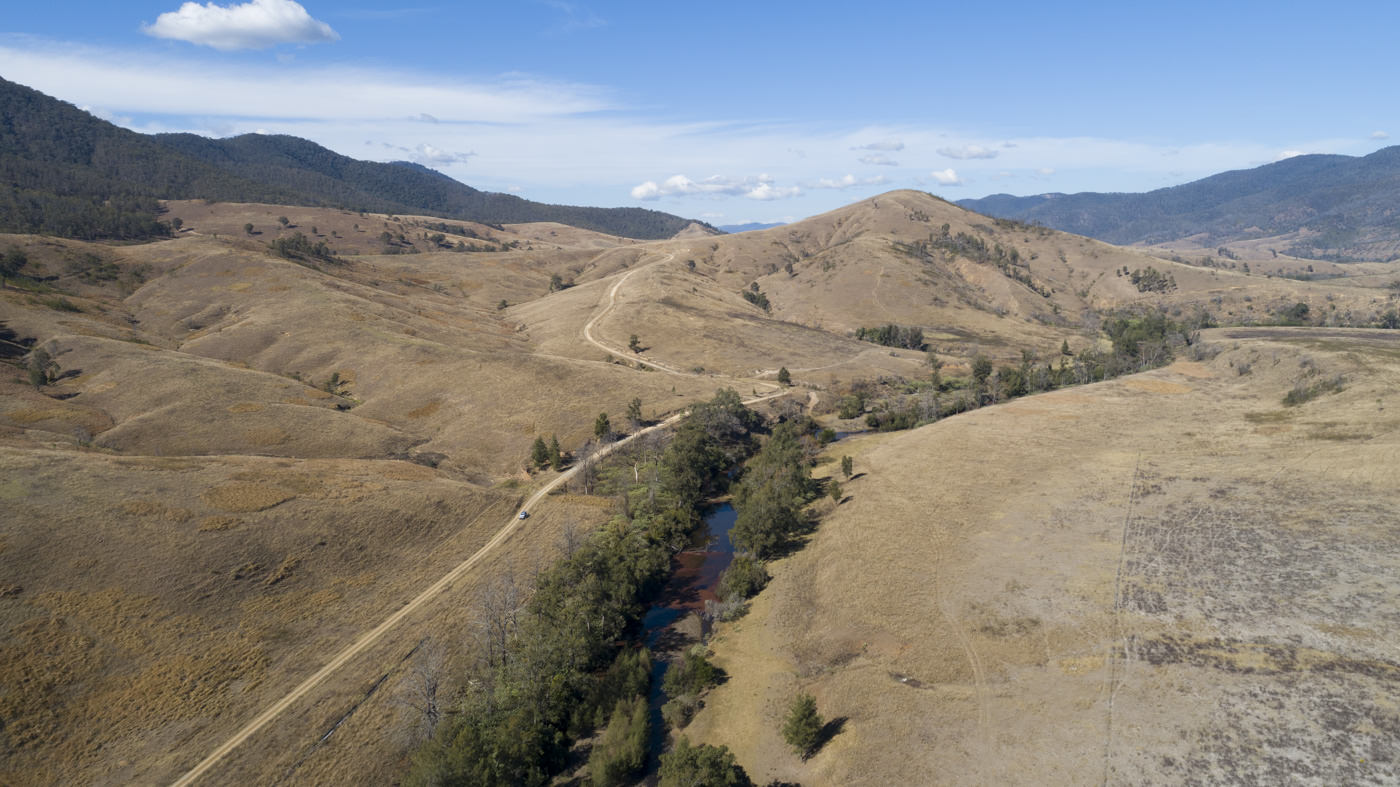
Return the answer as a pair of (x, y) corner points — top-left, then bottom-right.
(639, 502), (738, 776)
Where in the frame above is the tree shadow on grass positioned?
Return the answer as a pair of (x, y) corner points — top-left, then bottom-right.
(808, 716), (848, 758)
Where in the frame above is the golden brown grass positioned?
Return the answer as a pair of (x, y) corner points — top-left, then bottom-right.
(687, 329), (1400, 785)
(2, 193), (1397, 785)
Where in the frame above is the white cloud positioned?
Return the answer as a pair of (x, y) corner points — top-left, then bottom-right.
(937, 144), (998, 160)
(858, 153), (898, 166)
(746, 182), (803, 201)
(0, 42), (607, 123)
(1275, 150), (1305, 161)
(1036, 167), (1055, 176)
(810, 174), (888, 190)
(144, 0), (339, 51)
(1371, 130), (1390, 140)
(630, 173), (801, 201)
(853, 140), (904, 152)
(929, 168), (963, 186)
(412, 144), (475, 166)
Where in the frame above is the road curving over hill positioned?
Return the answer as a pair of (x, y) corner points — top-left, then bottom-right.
(169, 259), (792, 786)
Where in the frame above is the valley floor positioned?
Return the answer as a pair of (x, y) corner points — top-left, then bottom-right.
(685, 328), (1400, 785)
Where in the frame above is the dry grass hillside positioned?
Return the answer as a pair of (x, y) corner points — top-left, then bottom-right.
(528, 190), (1398, 382)
(2, 191), (1397, 784)
(686, 328), (1400, 785)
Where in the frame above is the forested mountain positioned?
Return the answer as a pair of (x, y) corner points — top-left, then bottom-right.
(153, 133), (704, 238)
(959, 147), (1400, 261)
(0, 78), (307, 239)
(0, 77), (701, 240)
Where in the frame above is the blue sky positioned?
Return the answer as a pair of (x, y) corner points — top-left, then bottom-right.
(2, 1), (1396, 224)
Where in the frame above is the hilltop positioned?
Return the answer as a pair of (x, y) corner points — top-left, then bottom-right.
(0, 77), (703, 241)
(959, 147), (1400, 262)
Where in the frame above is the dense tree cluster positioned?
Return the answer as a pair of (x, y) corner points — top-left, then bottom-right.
(406, 390), (762, 786)
(268, 232), (340, 265)
(730, 421), (815, 559)
(854, 323), (925, 350)
(849, 308), (1203, 434)
(1124, 266), (1177, 293)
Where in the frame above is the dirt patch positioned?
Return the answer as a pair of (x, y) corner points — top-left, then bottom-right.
(200, 482), (293, 513)
(1123, 378), (1192, 394)
(406, 401), (440, 419)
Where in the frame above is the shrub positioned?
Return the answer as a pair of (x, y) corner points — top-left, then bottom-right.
(661, 695), (697, 730)
(837, 394), (864, 419)
(659, 737), (752, 787)
(718, 554), (769, 601)
(1282, 375), (1345, 407)
(662, 647), (719, 698)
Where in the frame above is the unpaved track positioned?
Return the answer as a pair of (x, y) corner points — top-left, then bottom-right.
(581, 250), (690, 374)
(171, 248), (789, 786)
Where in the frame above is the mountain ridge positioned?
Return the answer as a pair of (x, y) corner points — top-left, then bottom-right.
(958, 147), (1400, 261)
(0, 76), (704, 240)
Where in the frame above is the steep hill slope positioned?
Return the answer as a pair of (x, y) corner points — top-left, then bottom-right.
(0, 77), (701, 240)
(959, 147), (1400, 261)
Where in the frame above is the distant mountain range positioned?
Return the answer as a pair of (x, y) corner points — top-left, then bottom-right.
(718, 222), (787, 234)
(0, 77), (704, 241)
(959, 147), (1400, 261)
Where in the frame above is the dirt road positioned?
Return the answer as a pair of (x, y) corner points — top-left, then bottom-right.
(171, 248), (790, 786)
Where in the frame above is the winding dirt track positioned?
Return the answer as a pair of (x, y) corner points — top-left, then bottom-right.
(581, 250), (690, 375)
(171, 249), (789, 786)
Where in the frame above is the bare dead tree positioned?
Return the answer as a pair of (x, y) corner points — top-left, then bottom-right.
(396, 639), (445, 743)
(557, 518), (585, 558)
(473, 570), (525, 670)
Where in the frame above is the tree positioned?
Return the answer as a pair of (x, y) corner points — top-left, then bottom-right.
(497, 299), (508, 310)
(587, 696), (648, 787)
(594, 412), (612, 442)
(840, 455), (854, 479)
(828, 480), (842, 503)
(626, 397), (643, 429)
(777, 367), (791, 385)
(782, 692), (824, 759)
(971, 355), (993, 388)
(628, 334), (641, 353)
(548, 435), (563, 470)
(549, 273), (565, 292)
(658, 737), (752, 787)
(531, 436), (550, 469)
(1, 246), (28, 286)
(1061, 339), (1073, 356)
(26, 347), (56, 388)
(171, 217), (183, 231)
(243, 223), (254, 235)
(278, 215), (290, 229)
